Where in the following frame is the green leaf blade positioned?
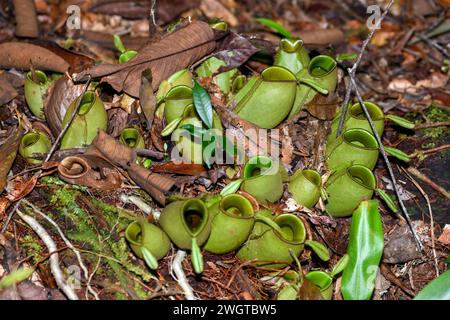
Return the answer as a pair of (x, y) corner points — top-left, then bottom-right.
(141, 247), (158, 270)
(305, 240), (330, 262)
(255, 18), (292, 38)
(220, 179), (243, 196)
(384, 146), (411, 162)
(341, 200), (384, 300)
(414, 269), (450, 300)
(193, 81), (213, 129)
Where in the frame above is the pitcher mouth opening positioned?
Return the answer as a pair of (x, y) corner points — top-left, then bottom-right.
(308, 55), (337, 77)
(21, 132), (40, 148)
(342, 128), (379, 150)
(349, 101), (384, 121)
(280, 38), (304, 53)
(120, 128), (140, 148)
(77, 92), (96, 116)
(220, 194), (254, 219)
(125, 221), (144, 246)
(346, 165), (376, 190)
(302, 169), (322, 187)
(27, 70), (47, 85)
(182, 199), (208, 237)
(165, 85), (193, 101)
(243, 156), (277, 179)
(273, 214), (306, 245)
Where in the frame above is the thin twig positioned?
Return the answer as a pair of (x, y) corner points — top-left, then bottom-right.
(400, 167), (439, 277)
(22, 199), (99, 300)
(16, 209), (79, 300)
(149, 0), (157, 37)
(408, 144), (450, 158)
(406, 167), (450, 200)
(414, 121), (450, 129)
(336, 0), (396, 137)
(350, 74), (424, 253)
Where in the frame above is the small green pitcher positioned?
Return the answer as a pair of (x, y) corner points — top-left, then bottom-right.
(326, 128), (379, 171)
(60, 91), (108, 149)
(204, 194), (255, 254)
(125, 219), (171, 270)
(24, 70), (53, 120)
(159, 198), (211, 273)
(240, 156), (284, 204)
(324, 164), (376, 217)
(19, 130), (51, 164)
(163, 85), (193, 124)
(274, 38), (310, 75)
(289, 55), (338, 119)
(237, 211), (306, 268)
(233, 66), (297, 128)
(288, 169), (321, 208)
(120, 127), (145, 149)
(156, 69), (194, 103)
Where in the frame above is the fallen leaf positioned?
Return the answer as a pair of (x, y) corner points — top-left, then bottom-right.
(0, 42), (69, 72)
(437, 224), (450, 245)
(139, 68), (157, 130)
(44, 74), (86, 136)
(214, 32), (259, 73)
(0, 76), (18, 105)
(200, 0), (238, 27)
(297, 278), (324, 300)
(127, 163), (176, 205)
(74, 21), (216, 97)
(305, 91), (339, 120)
(5, 174), (38, 202)
(0, 124), (24, 193)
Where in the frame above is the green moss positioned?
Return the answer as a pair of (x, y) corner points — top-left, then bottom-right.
(412, 106), (450, 139)
(20, 235), (45, 264)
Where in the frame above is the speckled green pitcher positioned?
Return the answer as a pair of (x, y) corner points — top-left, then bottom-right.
(204, 194), (255, 254)
(324, 164), (376, 217)
(125, 219), (171, 270)
(60, 91), (108, 149)
(240, 156), (284, 204)
(237, 211), (306, 268)
(24, 70), (53, 120)
(19, 130), (51, 164)
(326, 128), (379, 171)
(233, 66), (297, 128)
(328, 101), (385, 146)
(289, 55), (338, 119)
(288, 169), (321, 208)
(274, 38), (310, 74)
(120, 127), (145, 149)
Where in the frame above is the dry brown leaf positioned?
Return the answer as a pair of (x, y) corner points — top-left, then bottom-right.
(437, 224), (450, 245)
(200, 0), (238, 27)
(152, 162), (207, 175)
(0, 42), (69, 72)
(5, 174), (38, 202)
(0, 124), (24, 193)
(139, 68), (156, 130)
(127, 163), (175, 206)
(297, 278), (324, 300)
(74, 21), (216, 97)
(44, 74), (86, 135)
(0, 76), (18, 105)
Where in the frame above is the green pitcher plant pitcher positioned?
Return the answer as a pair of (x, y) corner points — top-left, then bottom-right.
(324, 164), (376, 217)
(24, 70), (53, 120)
(237, 211), (306, 268)
(305, 270), (333, 300)
(60, 91), (108, 149)
(120, 127), (145, 149)
(274, 38), (310, 75)
(328, 101), (385, 145)
(159, 198), (211, 274)
(163, 85), (193, 124)
(196, 56), (240, 94)
(289, 55), (338, 119)
(240, 155), (284, 204)
(125, 219), (171, 270)
(326, 128), (379, 171)
(288, 169), (321, 208)
(232, 66), (297, 128)
(204, 193), (255, 254)
(19, 130), (51, 164)
(156, 69), (194, 104)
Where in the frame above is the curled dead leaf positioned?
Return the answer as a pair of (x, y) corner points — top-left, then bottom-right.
(0, 124), (24, 193)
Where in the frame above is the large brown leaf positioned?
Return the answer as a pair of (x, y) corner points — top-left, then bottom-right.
(74, 21), (216, 97)
(0, 125), (24, 193)
(0, 42), (69, 72)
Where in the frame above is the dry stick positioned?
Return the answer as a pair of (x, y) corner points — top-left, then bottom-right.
(149, 0), (157, 37)
(414, 121), (450, 129)
(408, 144), (450, 158)
(16, 209), (78, 300)
(22, 199), (99, 300)
(399, 166), (439, 277)
(0, 76), (92, 234)
(350, 75), (424, 253)
(406, 167), (450, 200)
(336, 0), (396, 137)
